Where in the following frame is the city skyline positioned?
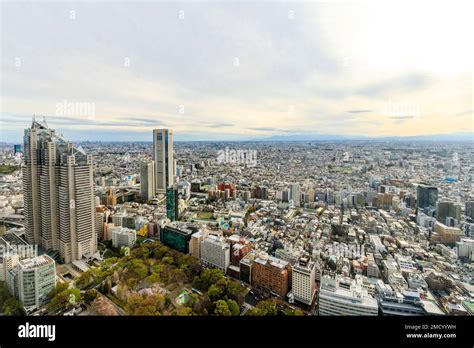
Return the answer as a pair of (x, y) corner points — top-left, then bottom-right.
(1, 106), (473, 323)
(1, 1), (473, 143)
(1, 0), (474, 343)
(1, 117), (474, 144)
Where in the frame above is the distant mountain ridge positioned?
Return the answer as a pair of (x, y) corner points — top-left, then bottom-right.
(256, 132), (474, 142)
(2, 132), (473, 144)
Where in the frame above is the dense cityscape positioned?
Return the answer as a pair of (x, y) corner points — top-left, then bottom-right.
(0, 120), (473, 317)
(1, 1), (473, 346)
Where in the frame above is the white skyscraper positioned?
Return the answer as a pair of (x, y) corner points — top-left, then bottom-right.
(23, 120), (97, 263)
(291, 256), (317, 305)
(140, 161), (155, 201)
(153, 129), (174, 193)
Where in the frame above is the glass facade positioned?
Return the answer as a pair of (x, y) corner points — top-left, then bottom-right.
(161, 226), (191, 253)
(166, 187), (179, 221)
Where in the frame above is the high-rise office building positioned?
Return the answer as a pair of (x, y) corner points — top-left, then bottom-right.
(416, 184), (438, 210)
(153, 129), (174, 193)
(465, 201), (474, 220)
(465, 223), (474, 239)
(280, 188), (290, 202)
(23, 121), (97, 263)
(7, 255), (56, 309)
(290, 183), (300, 207)
(166, 186), (179, 221)
(292, 256), (317, 305)
(436, 200), (462, 225)
(140, 161), (155, 201)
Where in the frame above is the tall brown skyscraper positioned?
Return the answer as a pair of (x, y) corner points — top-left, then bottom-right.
(23, 120), (97, 263)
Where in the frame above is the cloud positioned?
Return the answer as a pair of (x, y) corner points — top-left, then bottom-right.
(0, 1), (471, 141)
(346, 110), (373, 114)
(201, 122), (234, 128)
(456, 110), (473, 117)
(356, 74), (430, 97)
(0, 113), (166, 129)
(248, 127), (278, 132)
(390, 116), (415, 120)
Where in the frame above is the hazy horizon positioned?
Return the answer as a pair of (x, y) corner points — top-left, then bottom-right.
(1, 118), (473, 144)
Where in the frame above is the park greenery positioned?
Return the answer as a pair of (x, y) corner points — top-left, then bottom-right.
(0, 281), (22, 315)
(0, 241), (305, 316)
(247, 298), (304, 316)
(73, 241), (248, 316)
(0, 164), (19, 175)
(47, 282), (81, 312)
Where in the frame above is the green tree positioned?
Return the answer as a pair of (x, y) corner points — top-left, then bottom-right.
(281, 307), (304, 316)
(153, 245), (170, 260)
(293, 309), (304, 316)
(101, 256), (118, 268)
(169, 268), (186, 283)
(75, 271), (92, 289)
(200, 268), (225, 289)
(2, 297), (22, 315)
(247, 307), (263, 316)
(226, 280), (247, 305)
(175, 307), (194, 316)
(140, 245), (151, 259)
(128, 259), (148, 278)
(192, 276), (205, 290)
(125, 293), (165, 316)
(247, 299), (278, 316)
(146, 273), (160, 284)
(162, 256), (174, 265)
(192, 294), (212, 315)
(213, 300), (231, 316)
(49, 282), (69, 298)
(208, 284), (225, 302)
(84, 289), (100, 304)
(48, 288), (81, 312)
(226, 299), (240, 316)
(0, 283), (6, 305)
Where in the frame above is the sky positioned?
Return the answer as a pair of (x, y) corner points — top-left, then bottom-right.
(0, 0), (473, 142)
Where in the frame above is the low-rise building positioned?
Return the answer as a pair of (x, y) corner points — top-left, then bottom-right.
(200, 235), (230, 272)
(251, 252), (290, 298)
(160, 223), (196, 253)
(7, 255), (56, 310)
(111, 226), (136, 248)
(318, 275), (378, 316)
(376, 281), (425, 316)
